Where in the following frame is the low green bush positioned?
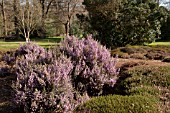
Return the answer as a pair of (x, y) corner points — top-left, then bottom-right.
(115, 66), (170, 95)
(126, 66), (170, 89)
(113, 65), (170, 112)
(111, 46), (170, 60)
(74, 95), (159, 113)
(128, 86), (160, 97)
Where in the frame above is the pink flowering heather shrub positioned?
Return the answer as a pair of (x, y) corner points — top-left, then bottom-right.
(9, 38), (118, 112)
(15, 43), (46, 57)
(2, 43), (47, 65)
(3, 43), (57, 66)
(11, 43), (88, 113)
(60, 36), (118, 96)
(14, 54), (85, 113)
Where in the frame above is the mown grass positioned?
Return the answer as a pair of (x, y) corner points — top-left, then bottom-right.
(149, 41), (170, 46)
(0, 37), (62, 51)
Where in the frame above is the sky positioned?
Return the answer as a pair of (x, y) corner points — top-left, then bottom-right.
(160, 0), (170, 8)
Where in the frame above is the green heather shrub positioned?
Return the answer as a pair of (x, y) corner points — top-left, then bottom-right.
(127, 66), (170, 88)
(113, 65), (170, 112)
(111, 46), (170, 60)
(74, 95), (159, 113)
(128, 86), (160, 97)
(114, 66), (170, 95)
(130, 53), (146, 59)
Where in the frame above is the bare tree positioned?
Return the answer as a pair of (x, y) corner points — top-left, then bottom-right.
(17, 0), (41, 42)
(0, 0), (7, 36)
(39, 0), (55, 25)
(38, 0), (55, 36)
(54, 0), (84, 36)
(13, 0), (20, 38)
(0, 0), (84, 38)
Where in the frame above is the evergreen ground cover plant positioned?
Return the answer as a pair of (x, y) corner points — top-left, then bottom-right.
(111, 45), (170, 60)
(113, 65), (170, 112)
(74, 95), (160, 113)
(1, 35), (118, 113)
(74, 64), (170, 113)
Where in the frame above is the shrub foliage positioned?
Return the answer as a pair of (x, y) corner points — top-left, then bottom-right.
(60, 36), (118, 96)
(74, 95), (159, 113)
(2, 36), (118, 113)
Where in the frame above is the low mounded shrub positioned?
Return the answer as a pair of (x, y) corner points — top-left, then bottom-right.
(74, 95), (159, 113)
(126, 66), (170, 89)
(111, 46), (170, 60)
(127, 86), (160, 97)
(130, 53), (146, 59)
(114, 66), (170, 95)
(113, 65), (170, 112)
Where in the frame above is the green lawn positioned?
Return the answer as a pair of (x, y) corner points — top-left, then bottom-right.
(149, 41), (170, 46)
(0, 37), (62, 51)
(1, 37), (170, 52)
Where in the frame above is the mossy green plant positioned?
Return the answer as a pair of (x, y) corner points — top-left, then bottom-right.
(74, 95), (159, 113)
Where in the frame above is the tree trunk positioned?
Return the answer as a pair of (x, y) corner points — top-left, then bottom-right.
(1, 0), (7, 36)
(13, 0), (20, 39)
(40, 0), (54, 38)
(64, 21), (70, 36)
(23, 28), (30, 43)
(41, 0), (46, 38)
(25, 32), (30, 43)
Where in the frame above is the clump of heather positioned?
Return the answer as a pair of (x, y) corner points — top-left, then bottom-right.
(14, 54), (84, 113)
(60, 36), (118, 96)
(11, 37), (118, 113)
(15, 43), (53, 64)
(2, 43), (47, 65)
(11, 43), (88, 113)
(2, 43), (55, 65)
(15, 43), (46, 57)
(2, 51), (16, 65)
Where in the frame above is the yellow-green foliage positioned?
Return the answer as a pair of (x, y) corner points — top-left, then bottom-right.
(113, 65), (170, 112)
(114, 66), (170, 95)
(127, 66), (170, 89)
(74, 95), (159, 113)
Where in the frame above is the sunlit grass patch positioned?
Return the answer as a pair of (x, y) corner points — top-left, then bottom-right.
(0, 37), (62, 51)
(149, 42), (170, 46)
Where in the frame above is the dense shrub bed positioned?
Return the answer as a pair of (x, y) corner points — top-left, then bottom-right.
(1, 39), (170, 113)
(111, 46), (170, 60)
(1, 36), (118, 113)
(113, 65), (170, 112)
(125, 66), (170, 90)
(74, 65), (170, 113)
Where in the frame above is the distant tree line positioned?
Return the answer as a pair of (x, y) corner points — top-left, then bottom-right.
(0, 0), (85, 41)
(76, 0), (169, 48)
(0, 0), (170, 47)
